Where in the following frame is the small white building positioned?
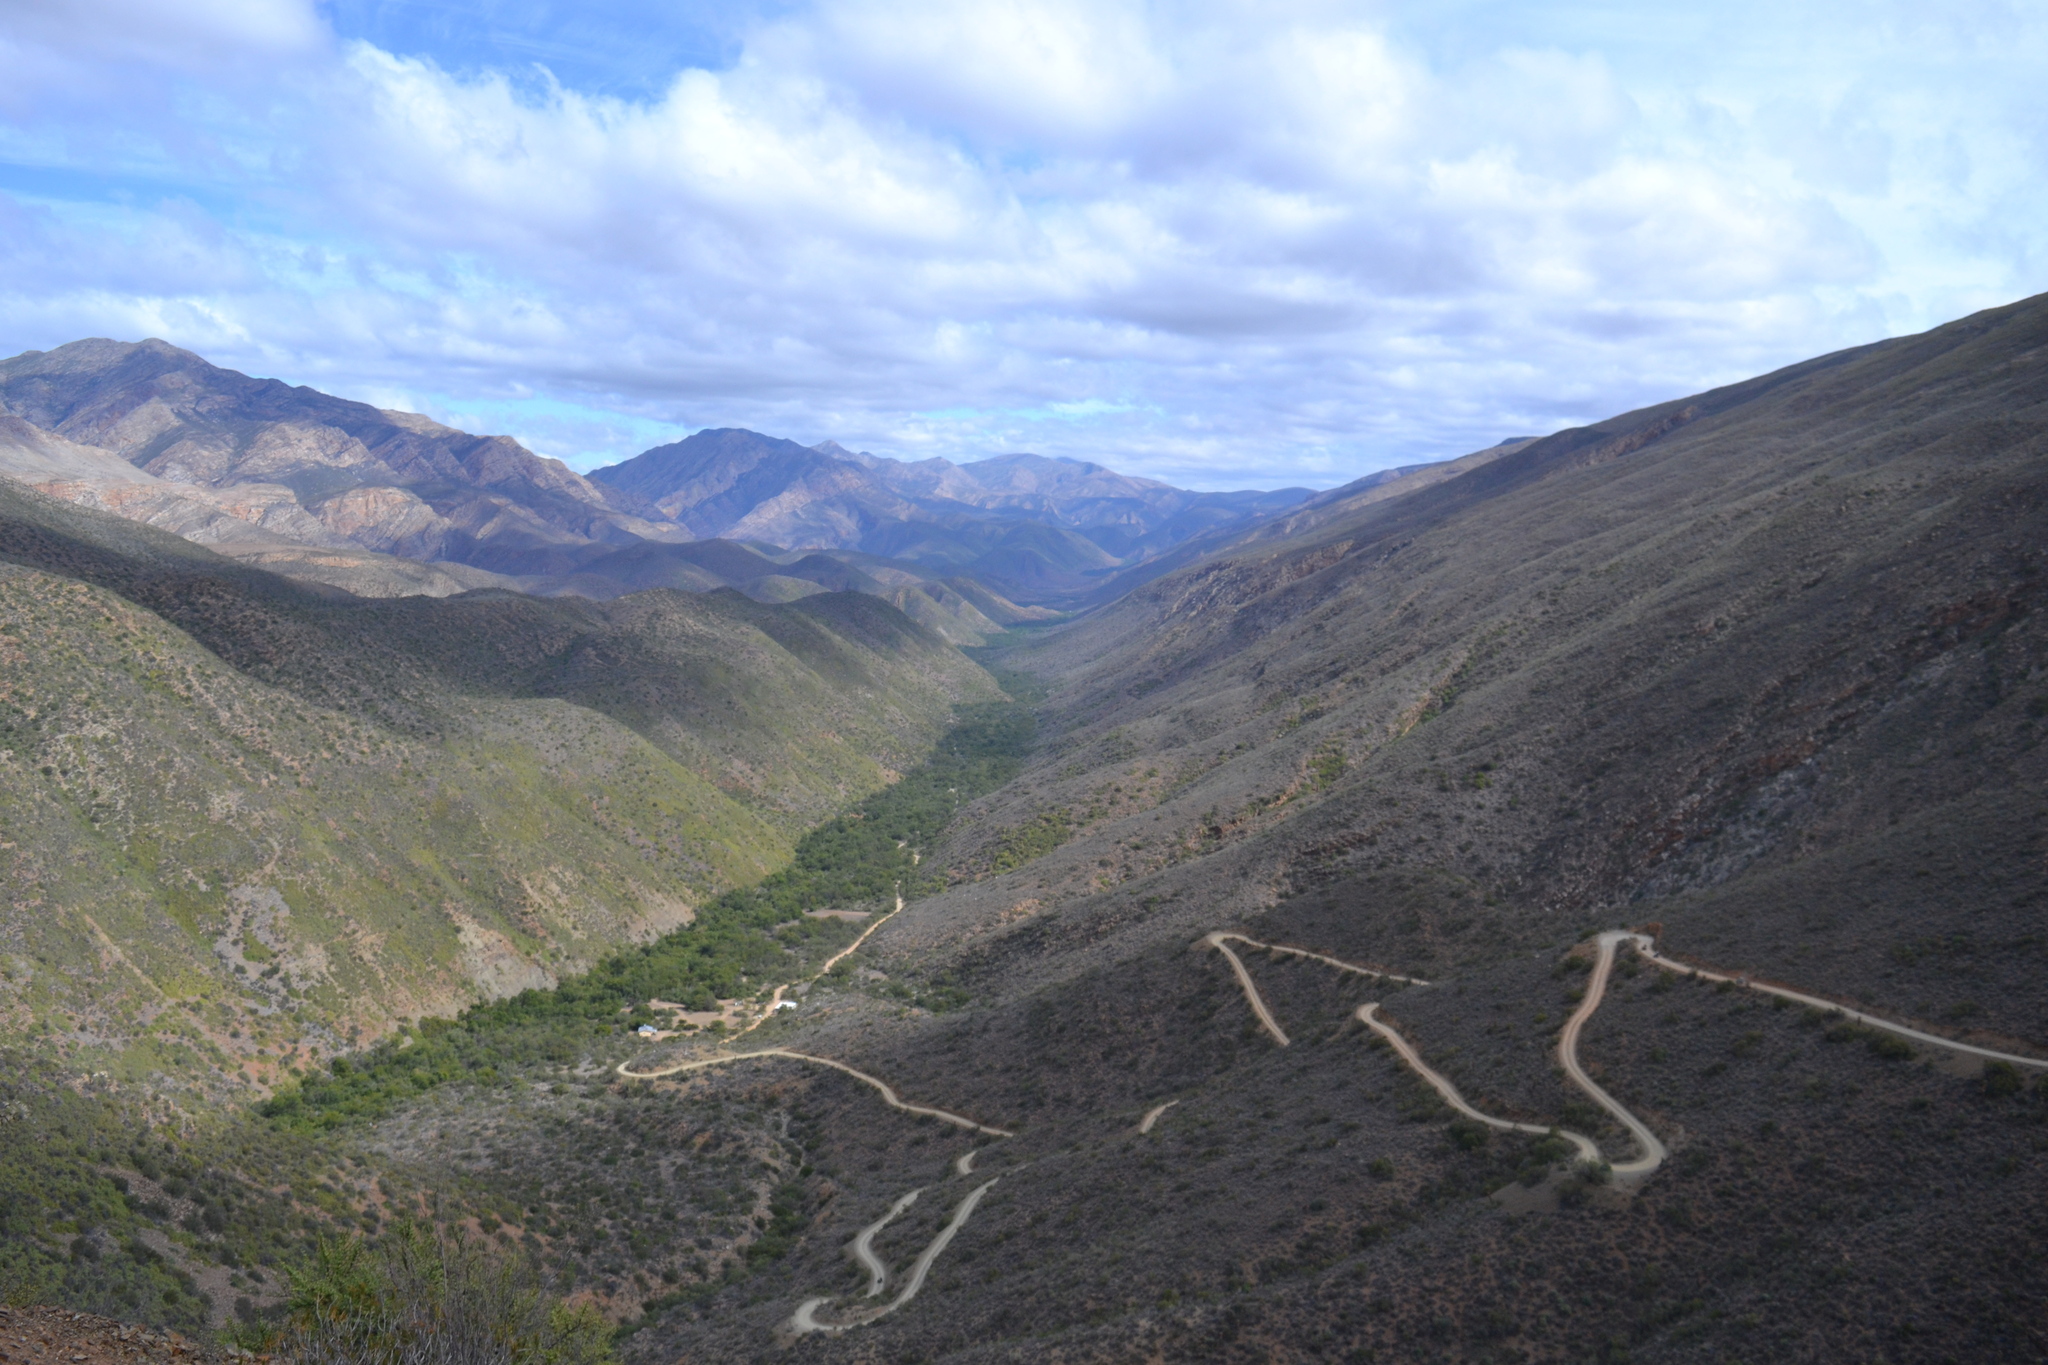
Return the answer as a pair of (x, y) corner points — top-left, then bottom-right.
(636, 1023), (659, 1037)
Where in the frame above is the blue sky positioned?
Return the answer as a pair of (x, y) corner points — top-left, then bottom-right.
(0, 0), (2042, 488)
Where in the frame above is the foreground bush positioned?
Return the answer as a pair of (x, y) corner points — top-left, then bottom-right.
(276, 1224), (611, 1365)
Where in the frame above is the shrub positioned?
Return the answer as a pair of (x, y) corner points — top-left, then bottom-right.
(1446, 1120), (1490, 1152)
(1982, 1061), (2023, 1099)
(278, 1222), (611, 1365)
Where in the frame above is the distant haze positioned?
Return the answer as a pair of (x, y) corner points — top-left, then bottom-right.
(0, 0), (2042, 487)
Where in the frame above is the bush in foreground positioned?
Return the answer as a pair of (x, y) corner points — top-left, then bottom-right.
(270, 1223), (611, 1365)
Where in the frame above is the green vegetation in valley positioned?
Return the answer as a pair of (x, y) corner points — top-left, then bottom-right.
(263, 703), (1036, 1130)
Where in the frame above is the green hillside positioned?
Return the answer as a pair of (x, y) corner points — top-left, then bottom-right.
(0, 480), (996, 1092)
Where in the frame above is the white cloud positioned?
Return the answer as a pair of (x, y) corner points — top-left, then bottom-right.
(0, 0), (323, 124)
(0, 0), (2043, 486)
(2, 0), (322, 66)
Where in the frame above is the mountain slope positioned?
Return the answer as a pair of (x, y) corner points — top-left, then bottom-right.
(4, 299), (2045, 1365)
(0, 409), (524, 598)
(0, 478), (996, 1089)
(957, 290), (2048, 1013)
(618, 292), (2048, 1365)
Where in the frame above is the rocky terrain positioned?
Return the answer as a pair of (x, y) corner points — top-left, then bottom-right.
(0, 1305), (214, 1365)
(1, 295), (2044, 1363)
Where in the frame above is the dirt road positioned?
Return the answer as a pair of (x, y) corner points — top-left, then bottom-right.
(1206, 932), (1432, 986)
(1204, 933), (1294, 1044)
(1625, 933), (2048, 1070)
(1556, 933), (1668, 1181)
(736, 889), (907, 1039)
(1138, 1100), (1179, 1134)
(1209, 923), (2046, 1193)
(850, 1188), (922, 1298)
(1354, 1003), (1601, 1164)
(789, 1178), (1002, 1335)
(1202, 932), (1428, 1048)
(1208, 931), (1633, 1174)
(616, 1047), (1013, 1136)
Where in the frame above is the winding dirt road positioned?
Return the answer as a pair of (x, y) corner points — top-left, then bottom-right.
(1204, 934), (1295, 1044)
(1556, 933), (1668, 1180)
(1623, 933), (2048, 1070)
(1353, 1003), (1601, 1165)
(789, 1177), (1003, 1335)
(1202, 932), (1428, 1047)
(850, 1188), (922, 1298)
(616, 1047), (1014, 1136)
(621, 890), (1013, 1340)
(1201, 933), (1613, 1170)
(623, 1045), (1011, 1336)
(1207, 926), (2048, 1190)
(681, 920), (2048, 1340)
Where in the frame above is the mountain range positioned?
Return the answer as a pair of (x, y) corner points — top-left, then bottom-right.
(0, 339), (1319, 630)
(589, 428), (1312, 600)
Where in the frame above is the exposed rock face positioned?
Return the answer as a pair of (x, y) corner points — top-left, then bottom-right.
(0, 337), (662, 561)
(310, 484), (453, 559)
(0, 410), (516, 597)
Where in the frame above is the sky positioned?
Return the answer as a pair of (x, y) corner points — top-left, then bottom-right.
(0, 1), (2042, 489)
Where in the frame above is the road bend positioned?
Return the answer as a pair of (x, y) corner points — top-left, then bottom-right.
(1208, 928), (1631, 1173)
(616, 1047), (1013, 1136)
(1355, 1004), (1601, 1165)
(850, 1188), (922, 1298)
(1555, 932), (1668, 1181)
(789, 1178), (1003, 1335)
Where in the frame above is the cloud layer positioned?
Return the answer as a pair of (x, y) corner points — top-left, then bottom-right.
(1, 0), (2043, 485)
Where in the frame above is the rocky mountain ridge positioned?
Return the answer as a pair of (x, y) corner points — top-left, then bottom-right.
(590, 429), (1314, 603)
(0, 341), (1319, 622)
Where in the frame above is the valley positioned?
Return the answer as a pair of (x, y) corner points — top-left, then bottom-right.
(0, 294), (2045, 1363)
